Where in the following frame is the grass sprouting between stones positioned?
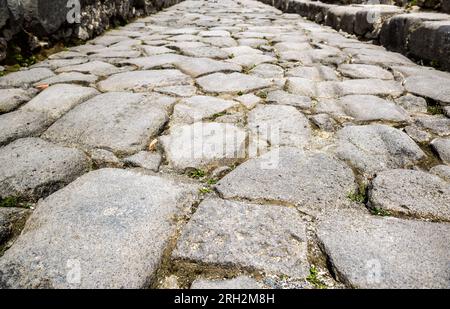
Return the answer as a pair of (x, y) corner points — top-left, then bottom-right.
(306, 266), (327, 289)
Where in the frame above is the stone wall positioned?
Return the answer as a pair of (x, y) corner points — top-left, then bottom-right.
(258, 0), (450, 71)
(0, 0), (183, 62)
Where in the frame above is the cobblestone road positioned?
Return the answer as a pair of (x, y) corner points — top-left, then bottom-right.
(0, 0), (449, 289)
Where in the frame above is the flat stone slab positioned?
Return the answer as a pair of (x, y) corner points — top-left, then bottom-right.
(414, 116), (450, 136)
(430, 165), (450, 182)
(369, 169), (450, 221)
(173, 198), (309, 278)
(97, 70), (192, 92)
(227, 54), (276, 68)
(337, 79), (404, 97)
(0, 110), (52, 146)
(34, 72), (98, 87)
(216, 147), (356, 215)
(248, 105), (311, 148)
(22, 84), (99, 120)
(55, 60), (122, 76)
(191, 276), (265, 289)
(0, 68), (55, 88)
(0, 89), (32, 113)
(123, 151), (162, 172)
(174, 57), (241, 78)
(337, 64), (393, 80)
(404, 76), (450, 105)
(336, 95), (409, 122)
(334, 125), (426, 175)
(43, 92), (171, 155)
(172, 95), (240, 124)
(196, 72), (271, 94)
(120, 54), (187, 69)
(0, 138), (89, 200)
(0, 168), (198, 288)
(395, 94), (427, 113)
(266, 90), (312, 109)
(160, 122), (247, 172)
(286, 65), (339, 81)
(431, 137), (450, 164)
(317, 212), (450, 288)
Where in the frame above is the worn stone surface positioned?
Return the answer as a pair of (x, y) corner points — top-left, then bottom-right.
(369, 169), (450, 221)
(336, 95), (409, 122)
(337, 64), (393, 80)
(173, 198), (309, 278)
(431, 137), (450, 164)
(334, 125), (426, 175)
(0, 169), (198, 288)
(430, 165), (450, 181)
(0, 138), (89, 200)
(22, 84), (99, 120)
(98, 70), (192, 92)
(191, 276), (265, 289)
(0, 68), (55, 88)
(1, 0), (450, 290)
(123, 151), (162, 172)
(160, 122), (247, 172)
(404, 76), (450, 106)
(317, 212), (450, 288)
(248, 105), (311, 148)
(216, 147), (356, 214)
(172, 95), (239, 124)
(196, 72), (271, 94)
(0, 89), (32, 113)
(266, 90), (312, 109)
(43, 92), (170, 155)
(0, 110), (53, 146)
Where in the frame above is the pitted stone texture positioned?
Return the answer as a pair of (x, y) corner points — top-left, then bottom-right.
(404, 76), (450, 105)
(369, 169), (450, 221)
(431, 137), (450, 164)
(43, 92), (170, 155)
(0, 68), (55, 88)
(172, 96), (240, 124)
(22, 84), (99, 120)
(0, 89), (32, 113)
(0, 138), (89, 201)
(317, 212), (450, 288)
(216, 147), (356, 215)
(191, 276), (265, 289)
(197, 72), (271, 94)
(98, 70), (192, 92)
(123, 151), (162, 172)
(0, 111), (53, 146)
(248, 105), (311, 148)
(173, 198), (309, 278)
(0, 169), (198, 289)
(160, 122), (247, 172)
(266, 90), (312, 109)
(337, 64), (393, 80)
(55, 60), (122, 76)
(334, 125), (426, 175)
